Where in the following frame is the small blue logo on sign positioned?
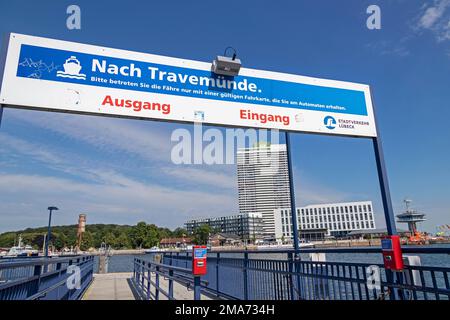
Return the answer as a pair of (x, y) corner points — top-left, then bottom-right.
(324, 116), (336, 129)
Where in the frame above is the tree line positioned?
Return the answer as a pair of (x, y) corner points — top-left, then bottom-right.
(0, 222), (189, 251)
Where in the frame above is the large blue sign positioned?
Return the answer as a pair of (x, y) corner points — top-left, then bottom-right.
(16, 44), (368, 116)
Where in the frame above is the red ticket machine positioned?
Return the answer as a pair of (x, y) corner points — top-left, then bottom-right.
(192, 246), (207, 275)
(381, 235), (404, 271)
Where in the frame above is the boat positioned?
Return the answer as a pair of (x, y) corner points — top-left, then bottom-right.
(144, 246), (160, 253)
(4, 235), (39, 257)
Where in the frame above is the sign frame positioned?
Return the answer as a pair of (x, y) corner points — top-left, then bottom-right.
(0, 33), (377, 138)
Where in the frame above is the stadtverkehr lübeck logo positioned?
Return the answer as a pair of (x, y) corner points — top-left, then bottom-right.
(56, 56), (86, 80)
(324, 115), (336, 129)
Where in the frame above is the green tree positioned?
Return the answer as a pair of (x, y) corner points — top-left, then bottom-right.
(103, 232), (117, 248)
(131, 221), (149, 248)
(193, 224), (211, 245)
(116, 232), (131, 249)
(81, 231), (95, 251)
(173, 227), (188, 238)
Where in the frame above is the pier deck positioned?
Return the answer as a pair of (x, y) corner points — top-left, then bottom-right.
(83, 273), (135, 300)
(82, 272), (211, 300)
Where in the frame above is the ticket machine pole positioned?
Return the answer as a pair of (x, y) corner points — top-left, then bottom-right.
(371, 95), (402, 300)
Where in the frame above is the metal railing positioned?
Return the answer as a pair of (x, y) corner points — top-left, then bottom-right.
(0, 255), (94, 300)
(132, 257), (211, 300)
(157, 247), (450, 300)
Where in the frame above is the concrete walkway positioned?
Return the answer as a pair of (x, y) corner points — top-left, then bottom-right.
(82, 272), (212, 300)
(82, 273), (136, 300)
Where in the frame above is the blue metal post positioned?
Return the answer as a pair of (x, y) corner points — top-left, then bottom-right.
(168, 269), (174, 299)
(285, 131), (303, 300)
(45, 209), (53, 257)
(372, 137), (397, 235)
(285, 132), (301, 251)
(216, 252), (220, 294)
(371, 92), (398, 300)
(243, 252), (248, 299)
(155, 266), (160, 300)
(194, 276), (201, 300)
(0, 105), (3, 128)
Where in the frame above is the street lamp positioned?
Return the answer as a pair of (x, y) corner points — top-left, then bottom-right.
(45, 206), (59, 257)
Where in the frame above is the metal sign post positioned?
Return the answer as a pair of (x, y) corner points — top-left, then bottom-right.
(372, 136), (397, 235)
(285, 131), (301, 252)
(0, 104), (3, 128)
(285, 131), (303, 299)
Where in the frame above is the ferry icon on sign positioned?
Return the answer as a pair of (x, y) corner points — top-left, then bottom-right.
(56, 56), (86, 80)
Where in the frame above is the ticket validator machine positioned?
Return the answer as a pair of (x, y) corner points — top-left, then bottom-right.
(192, 245), (207, 275)
(381, 235), (404, 271)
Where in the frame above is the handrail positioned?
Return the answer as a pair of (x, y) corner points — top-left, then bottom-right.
(0, 255), (94, 300)
(151, 246), (450, 255)
(0, 255), (91, 269)
(133, 257), (209, 300)
(159, 248), (450, 300)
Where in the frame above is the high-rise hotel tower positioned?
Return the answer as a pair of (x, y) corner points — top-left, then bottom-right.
(237, 143), (291, 238)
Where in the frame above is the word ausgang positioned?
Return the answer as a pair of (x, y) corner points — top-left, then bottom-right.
(240, 109), (290, 126)
(101, 95), (171, 114)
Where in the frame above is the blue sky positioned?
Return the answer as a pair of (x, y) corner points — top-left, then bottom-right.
(0, 0), (449, 233)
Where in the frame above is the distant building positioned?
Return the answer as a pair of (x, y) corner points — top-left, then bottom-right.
(185, 213), (264, 243)
(396, 199), (426, 235)
(274, 201), (376, 241)
(159, 237), (193, 249)
(209, 233), (242, 247)
(237, 144), (291, 238)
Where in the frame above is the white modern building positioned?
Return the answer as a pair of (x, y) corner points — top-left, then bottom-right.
(237, 143), (291, 238)
(274, 201), (376, 241)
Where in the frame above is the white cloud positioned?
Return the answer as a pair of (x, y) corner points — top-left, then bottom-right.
(416, 0), (450, 42)
(0, 133), (63, 165)
(0, 172), (237, 232)
(160, 165), (237, 190)
(7, 109), (173, 162)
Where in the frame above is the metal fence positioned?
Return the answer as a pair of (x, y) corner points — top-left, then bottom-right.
(132, 257), (207, 300)
(0, 255), (94, 300)
(158, 247), (450, 300)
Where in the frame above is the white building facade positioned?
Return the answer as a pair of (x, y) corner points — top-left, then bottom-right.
(237, 144), (291, 238)
(274, 201), (376, 241)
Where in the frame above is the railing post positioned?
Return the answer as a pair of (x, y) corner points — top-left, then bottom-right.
(155, 266), (160, 300)
(27, 264), (42, 297)
(288, 252), (295, 300)
(243, 252), (248, 300)
(194, 276), (201, 300)
(168, 269), (174, 299)
(216, 252), (220, 294)
(141, 261), (145, 289)
(147, 264), (151, 300)
(133, 258), (136, 281)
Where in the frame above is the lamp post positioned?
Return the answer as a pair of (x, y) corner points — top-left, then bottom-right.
(45, 206), (58, 257)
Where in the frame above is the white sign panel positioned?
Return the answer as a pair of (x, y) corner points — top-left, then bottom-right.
(0, 33), (377, 137)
